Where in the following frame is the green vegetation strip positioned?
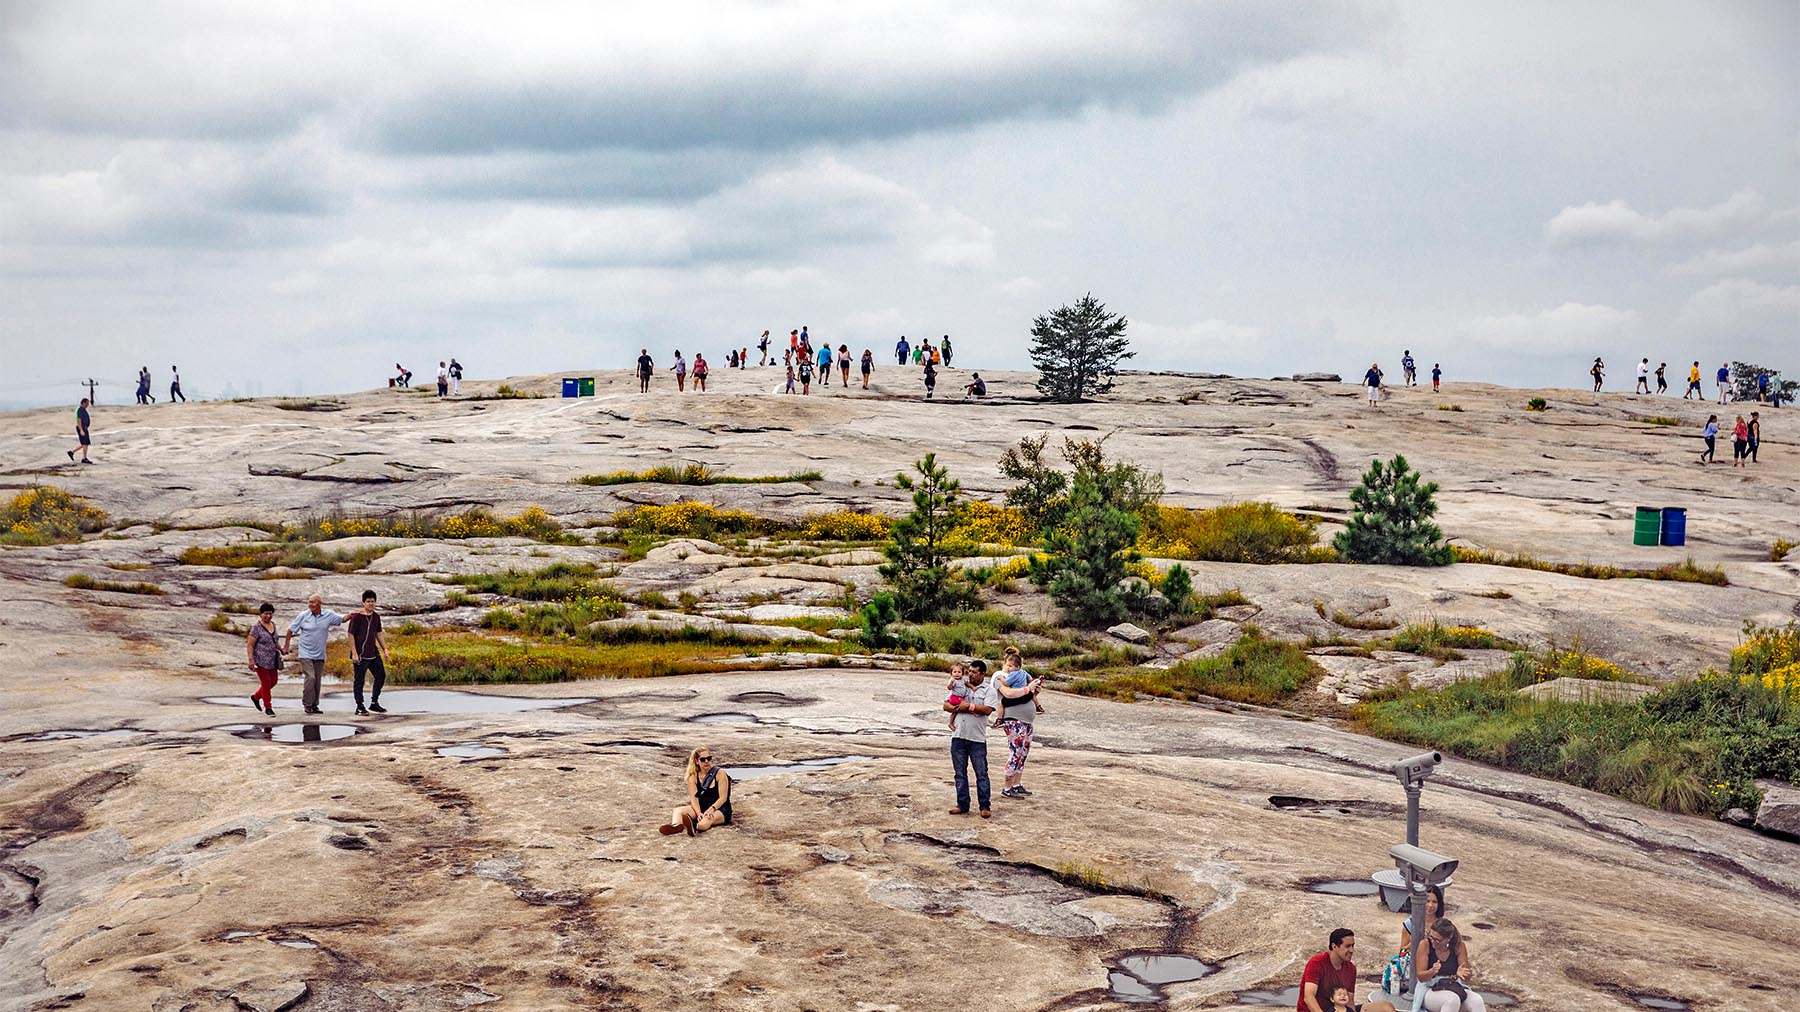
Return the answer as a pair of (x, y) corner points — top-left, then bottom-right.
(1452, 546), (1728, 586)
(578, 463), (822, 486)
(1066, 634), (1322, 707)
(64, 574), (163, 595)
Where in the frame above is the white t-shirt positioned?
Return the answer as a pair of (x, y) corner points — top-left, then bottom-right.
(1637, 362), (1649, 378)
(437, 366), (449, 382)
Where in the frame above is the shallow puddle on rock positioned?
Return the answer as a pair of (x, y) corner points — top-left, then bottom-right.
(220, 930), (258, 940)
(201, 689), (595, 714)
(1629, 997), (1688, 1011)
(1106, 953), (1217, 1003)
(727, 755), (872, 780)
(27, 729), (146, 741)
(217, 723), (362, 744)
(436, 742), (508, 759)
(1238, 986), (1301, 1006)
(689, 712), (759, 724)
(1304, 879), (1380, 896)
(272, 937), (318, 949)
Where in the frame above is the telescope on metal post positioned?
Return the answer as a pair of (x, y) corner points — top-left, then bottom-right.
(1389, 750), (1441, 846)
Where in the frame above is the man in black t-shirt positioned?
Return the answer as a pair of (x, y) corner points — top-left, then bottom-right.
(348, 589), (389, 716)
(68, 398), (93, 464)
(636, 349), (655, 393)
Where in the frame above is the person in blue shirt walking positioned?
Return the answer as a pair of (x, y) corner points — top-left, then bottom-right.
(283, 594), (345, 714)
(1716, 362), (1731, 404)
(895, 335), (910, 366)
(817, 342), (834, 387)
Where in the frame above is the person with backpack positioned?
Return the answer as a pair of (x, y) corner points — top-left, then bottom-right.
(1402, 350), (1417, 386)
(941, 335), (953, 367)
(922, 359), (938, 399)
(1655, 361), (1667, 394)
(1590, 357), (1604, 392)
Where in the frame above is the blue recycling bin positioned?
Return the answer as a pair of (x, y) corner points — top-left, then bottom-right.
(1659, 507), (1687, 547)
(561, 378), (579, 398)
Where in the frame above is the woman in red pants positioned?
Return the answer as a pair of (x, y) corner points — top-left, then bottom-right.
(246, 602), (284, 715)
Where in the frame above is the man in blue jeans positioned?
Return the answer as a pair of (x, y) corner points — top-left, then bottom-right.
(283, 594), (344, 714)
(944, 659), (998, 818)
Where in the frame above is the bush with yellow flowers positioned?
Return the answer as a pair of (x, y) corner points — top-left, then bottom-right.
(942, 499), (1032, 550)
(1, 485), (108, 546)
(614, 501), (772, 538)
(1731, 621), (1800, 677)
(797, 510), (893, 542)
(1136, 502), (1324, 564)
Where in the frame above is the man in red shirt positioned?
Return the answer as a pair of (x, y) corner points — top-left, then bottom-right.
(1299, 928), (1395, 1012)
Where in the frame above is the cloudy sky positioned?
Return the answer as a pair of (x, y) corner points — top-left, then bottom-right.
(2, 1), (1795, 404)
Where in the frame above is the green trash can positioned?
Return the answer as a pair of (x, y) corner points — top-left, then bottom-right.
(578, 376), (595, 397)
(1633, 506), (1662, 546)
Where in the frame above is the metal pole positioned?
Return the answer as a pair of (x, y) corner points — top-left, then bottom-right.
(1405, 782), (1421, 846)
(1408, 878), (1427, 1009)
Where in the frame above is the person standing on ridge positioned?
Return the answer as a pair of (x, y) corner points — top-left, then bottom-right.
(758, 330), (771, 366)
(169, 366), (186, 403)
(67, 397), (93, 464)
(838, 343), (851, 386)
(1685, 361), (1702, 400)
(671, 350), (688, 392)
(636, 348), (655, 393)
(1748, 411), (1761, 463)
(1655, 361), (1668, 394)
(816, 342), (833, 387)
(1402, 350), (1417, 386)
(860, 349), (874, 390)
(923, 359), (938, 399)
(693, 353), (709, 392)
(1716, 362), (1732, 404)
(1364, 363), (1384, 407)
(896, 335), (910, 366)
(449, 358), (463, 395)
(1635, 358), (1650, 394)
(1431, 363), (1442, 392)
(436, 361), (449, 397)
(1590, 357), (1604, 392)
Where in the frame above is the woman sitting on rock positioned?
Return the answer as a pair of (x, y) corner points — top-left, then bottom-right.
(659, 747), (732, 836)
(1416, 917), (1484, 1012)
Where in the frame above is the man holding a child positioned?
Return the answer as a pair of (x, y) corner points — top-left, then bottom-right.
(943, 659), (998, 818)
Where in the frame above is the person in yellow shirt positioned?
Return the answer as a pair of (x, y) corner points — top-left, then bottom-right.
(1684, 361), (1703, 400)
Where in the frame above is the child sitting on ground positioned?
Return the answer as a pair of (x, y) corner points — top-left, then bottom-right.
(1329, 986), (1354, 1012)
(944, 662), (970, 728)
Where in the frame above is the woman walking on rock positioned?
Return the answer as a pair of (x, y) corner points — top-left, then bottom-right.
(693, 353), (709, 393)
(860, 349), (874, 389)
(1731, 414), (1749, 467)
(245, 603), (283, 716)
(1700, 414), (1719, 464)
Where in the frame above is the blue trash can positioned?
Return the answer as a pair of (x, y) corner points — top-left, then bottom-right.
(1660, 507), (1687, 547)
(561, 378), (579, 398)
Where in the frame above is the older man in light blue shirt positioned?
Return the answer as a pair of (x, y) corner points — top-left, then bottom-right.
(283, 593), (344, 714)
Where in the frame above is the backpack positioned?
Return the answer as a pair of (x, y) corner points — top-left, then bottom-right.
(1382, 950), (1413, 997)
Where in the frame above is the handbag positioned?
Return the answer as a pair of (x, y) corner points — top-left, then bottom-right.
(1429, 977), (1468, 1001)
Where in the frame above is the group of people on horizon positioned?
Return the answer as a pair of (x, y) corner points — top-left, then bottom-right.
(631, 327), (979, 400)
(135, 366), (183, 404)
(1595, 358), (1784, 406)
(1363, 351), (1443, 406)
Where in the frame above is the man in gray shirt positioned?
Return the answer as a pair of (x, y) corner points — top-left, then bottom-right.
(283, 594), (344, 714)
(943, 659), (998, 818)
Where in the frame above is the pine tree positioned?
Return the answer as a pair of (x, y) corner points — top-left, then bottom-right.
(1030, 438), (1161, 625)
(1028, 293), (1133, 403)
(1332, 454), (1453, 566)
(879, 453), (979, 621)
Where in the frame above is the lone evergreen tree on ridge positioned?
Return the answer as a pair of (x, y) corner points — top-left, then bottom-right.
(1029, 293), (1132, 403)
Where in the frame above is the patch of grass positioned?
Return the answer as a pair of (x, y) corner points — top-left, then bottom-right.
(465, 383), (544, 400)
(1475, 589), (1513, 599)
(207, 612), (249, 634)
(433, 563), (619, 602)
(1050, 642), (1147, 673)
(1189, 588), (1251, 620)
(179, 543), (392, 572)
(1354, 644), (1797, 817)
(1452, 546), (1728, 586)
(1332, 609), (1398, 631)
(220, 601), (261, 614)
(1636, 415), (1681, 427)
(280, 506), (572, 544)
(444, 591), (479, 607)
(636, 590), (671, 608)
(1, 486), (108, 546)
(105, 561), (152, 571)
(578, 463), (821, 486)
(1773, 539), (1795, 563)
(1436, 404), (1463, 412)
(899, 609), (1056, 656)
(1051, 862), (1110, 890)
(380, 629), (748, 683)
(1066, 633), (1321, 706)
(1526, 398), (1548, 412)
(64, 573), (163, 595)
(272, 399), (345, 412)
(1139, 502), (1328, 564)
(1381, 620), (1524, 661)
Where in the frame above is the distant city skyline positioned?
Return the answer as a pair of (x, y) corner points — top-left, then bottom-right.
(3, 2), (1795, 406)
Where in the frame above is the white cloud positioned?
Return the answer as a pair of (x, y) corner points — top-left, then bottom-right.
(1131, 318), (1266, 369)
(1544, 189), (1768, 247)
(1666, 241), (1800, 278)
(1676, 278), (1800, 337)
(1457, 303), (1638, 352)
(993, 276), (1043, 295)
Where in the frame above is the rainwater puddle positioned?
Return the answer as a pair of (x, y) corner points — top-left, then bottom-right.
(217, 724), (362, 744)
(27, 729), (146, 741)
(1106, 954), (1218, 1003)
(437, 742), (508, 759)
(272, 938), (318, 949)
(728, 755), (872, 780)
(689, 712), (759, 724)
(220, 930), (258, 940)
(201, 689), (594, 714)
(1630, 997), (1689, 1011)
(1305, 879), (1380, 896)
(1238, 987), (1301, 1006)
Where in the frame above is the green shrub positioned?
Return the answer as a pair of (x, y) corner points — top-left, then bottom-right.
(1773, 539), (1795, 562)
(860, 591), (900, 648)
(1526, 397), (1548, 411)
(879, 453), (979, 622)
(578, 464), (821, 486)
(1, 486), (108, 545)
(1383, 621), (1524, 660)
(1068, 633), (1320, 706)
(179, 542), (391, 572)
(1035, 440), (1161, 626)
(436, 563), (620, 602)
(1333, 455), (1452, 566)
(1160, 563), (1193, 615)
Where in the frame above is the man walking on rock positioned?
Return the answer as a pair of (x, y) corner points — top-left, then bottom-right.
(348, 589), (389, 716)
(170, 366), (187, 403)
(636, 348), (655, 393)
(944, 659), (997, 818)
(67, 397), (94, 464)
(284, 594), (344, 715)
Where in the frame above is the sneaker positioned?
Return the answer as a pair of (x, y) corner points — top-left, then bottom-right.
(304, 707), (322, 715)
(947, 808), (968, 816)
(264, 706), (275, 716)
(368, 702), (386, 713)
(1000, 787), (1026, 800)
(81, 459), (94, 465)
(250, 695), (260, 708)
(355, 707), (369, 716)
(67, 450), (75, 461)
(1015, 786), (1033, 797)
(658, 821), (683, 836)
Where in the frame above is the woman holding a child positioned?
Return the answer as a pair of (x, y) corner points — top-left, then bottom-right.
(991, 646), (1043, 800)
